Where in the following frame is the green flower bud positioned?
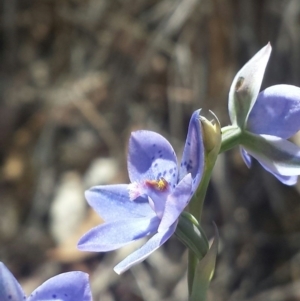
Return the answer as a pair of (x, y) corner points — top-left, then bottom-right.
(200, 110), (221, 159)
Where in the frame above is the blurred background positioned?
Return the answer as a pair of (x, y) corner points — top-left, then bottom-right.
(1, 0), (300, 300)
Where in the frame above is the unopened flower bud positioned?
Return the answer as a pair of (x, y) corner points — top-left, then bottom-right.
(200, 111), (221, 157)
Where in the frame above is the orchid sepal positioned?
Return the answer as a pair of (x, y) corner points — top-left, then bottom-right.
(228, 43), (272, 128)
(241, 131), (300, 180)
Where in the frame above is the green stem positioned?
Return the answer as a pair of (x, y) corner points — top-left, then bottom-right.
(188, 250), (198, 294)
(220, 125), (242, 153)
(186, 123), (241, 296)
(187, 156), (217, 296)
(189, 160), (214, 221)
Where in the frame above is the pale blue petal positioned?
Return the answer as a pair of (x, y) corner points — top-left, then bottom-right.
(114, 222), (177, 274)
(85, 184), (153, 222)
(28, 272), (92, 301)
(146, 191), (168, 220)
(247, 85), (300, 139)
(259, 160), (298, 185)
(272, 174), (298, 185)
(240, 147), (252, 168)
(179, 110), (204, 189)
(0, 262), (26, 301)
(78, 216), (160, 252)
(128, 131), (178, 185)
(228, 44), (272, 127)
(242, 133), (300, 177)
(158, 174), (193, 233)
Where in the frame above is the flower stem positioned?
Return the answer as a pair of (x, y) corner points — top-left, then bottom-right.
(220, 125), (241, 153)
(186, 123), (241, 297)
(190, 160), (214, 221)
(187, 154), (217, 296)
(188, 249), (198, 294)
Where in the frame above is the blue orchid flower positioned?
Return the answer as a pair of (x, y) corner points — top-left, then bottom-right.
(228, 43), (300, 185)
(78, 110), (204, 274)
(0, 262), (92, 301)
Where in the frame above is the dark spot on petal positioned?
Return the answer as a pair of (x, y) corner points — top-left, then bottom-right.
(163, 170), (167, 176)
(8, 296), (12, 300)
(52, 295), (57, 299)
(169, 168), (173, 174)
(158, 149), (162, 153)
(153, 144), (156, 147)
(172, 173), (176, 177)
(154, 163), (158, 167)
(184, 161), (187, 166)
(235, 77), (245, 92)
(187, 141), (191, 146)
(151, 156), (155, 161)
(64, 294), (68, 297)
(157, 172), (162, 178)
(187, 164), (193, 171)
(189, 159), (193, 163)
(173, 184), (176, 188)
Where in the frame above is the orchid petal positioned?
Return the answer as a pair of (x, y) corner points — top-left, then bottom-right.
(28, 272), (92, 301)
(85, 184), (153, 222)
(0, 262), (26, 301)
(228, 43), (272, 127)
(272, 174), (298, 185)
(259, 160), (298, 185)
(247, 85), (300, 139)
(78, 216), (160, 252)
(242, 133), (300, 176)
(128, 131), (178, 185)
(146, 191), (169, 219)
(158, 174), (193, 232)
(244, 149), (298, 185)
(179, 110), (204, 188)
(113, 222), (177, 274)
(243, 147), (298, 185)
(240, 147), (252, 168)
